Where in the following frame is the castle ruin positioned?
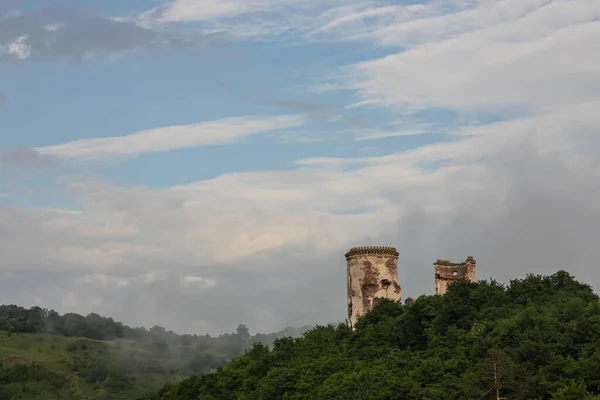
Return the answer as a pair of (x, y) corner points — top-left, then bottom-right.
(345, 246), (477, 328)
(433, 256), (476, 295)
(345, 246), (401, 329)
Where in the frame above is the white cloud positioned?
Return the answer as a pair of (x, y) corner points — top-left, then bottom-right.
(0, 3), (203, 63)
(3, 115), (600, 333)
(143, 0), (357, 38)
(153, 0), (285, 22)
(338, 0), (600, 112)
(180, 275), (217, 289)
(36, 114), (306, 160)
(151, 0), (359, 23)
(75, 273), (131, 287)
(0, 35), (32, 59)
(307, 1), (442, 42)
(353, 125), (432, 140)
(5, 97), (599, 275)
(297, 101), (600, 168)
(3, 0), (600, 334)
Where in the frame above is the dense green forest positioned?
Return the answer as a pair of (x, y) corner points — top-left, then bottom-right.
(142, 271), (600, 400)
(0, 305), (311, 399)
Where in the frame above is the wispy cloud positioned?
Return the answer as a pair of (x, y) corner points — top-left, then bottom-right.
(74, 273), (131, 288)
(36, 114), (306, 160)
(0, 3), (212, 62)
(145, 0), (354, 24)
(180, 275), (217, 290)
(3, 0), (600, 335)
(0, 148), (60, 170)
(337, 0), (600, 113)
(147, 0), (294, 22)
(142, 0), (356, 38)
(353, 125), (432, 140)
(3, 128), (600, 332)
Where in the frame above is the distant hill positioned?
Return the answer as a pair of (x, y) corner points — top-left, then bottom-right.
(141, 271), (600, 400)
(0, 305), (312, 400)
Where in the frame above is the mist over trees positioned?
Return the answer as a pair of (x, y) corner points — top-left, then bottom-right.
(0, 305), (312, 399)
(2, 271), (600, 399)
(0, 304), (311, 358)
(142, 271), (600, 400)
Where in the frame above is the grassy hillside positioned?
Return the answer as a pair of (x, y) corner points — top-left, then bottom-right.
(0, 309), (311, 400)
(0, 331), (173, 399)
(142, 271), (600, 400)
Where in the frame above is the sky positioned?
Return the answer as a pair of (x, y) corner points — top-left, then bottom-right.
(1, 0), (599, 336)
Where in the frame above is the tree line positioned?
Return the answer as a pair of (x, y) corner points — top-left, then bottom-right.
(141, 270), (600, 400)
(0, 305), (311, 399)
(0, 304), (311, 359)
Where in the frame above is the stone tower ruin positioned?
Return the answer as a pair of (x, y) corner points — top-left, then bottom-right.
(433, 256), (476, 295)
(345, 246), (402, 329)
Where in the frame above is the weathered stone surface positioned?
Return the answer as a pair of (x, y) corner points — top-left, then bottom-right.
(433, 256), (476, 295)
(345, 246), (401, 329)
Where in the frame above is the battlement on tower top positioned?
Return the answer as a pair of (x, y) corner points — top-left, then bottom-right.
(433, 256), (476, 266)
(345, 246), (399, 259)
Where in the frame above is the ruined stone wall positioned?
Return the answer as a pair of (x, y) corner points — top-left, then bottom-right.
(434, 256), (476, 295)
(346, 246), (401, 329)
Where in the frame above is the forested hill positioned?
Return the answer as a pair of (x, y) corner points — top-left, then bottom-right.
(0, 304), (310, 346)
(0, 305), (311, 399)
(143, 271), (600, 400)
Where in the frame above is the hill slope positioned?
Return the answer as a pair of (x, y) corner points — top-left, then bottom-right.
(0, 307), (311, 400)
(0, 332), (176, 399)
(142, 271), (600, 400)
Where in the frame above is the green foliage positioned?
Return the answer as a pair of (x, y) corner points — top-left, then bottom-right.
(0, 308), (311, 400)
(144, 270), (600, 400)
(551, 380), (600, 400)
(0, 363), (69, 399)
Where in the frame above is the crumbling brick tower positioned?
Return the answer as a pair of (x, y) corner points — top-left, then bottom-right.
(433, 256), (476, 295)
(345, 246), (402, 329)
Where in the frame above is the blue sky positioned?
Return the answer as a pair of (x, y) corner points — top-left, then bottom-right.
(1, 16), (431, 189)
(1, 0), (600, 335)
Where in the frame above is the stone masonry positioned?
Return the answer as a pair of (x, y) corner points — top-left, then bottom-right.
(433, 256), (476, 295)
(345, 246), (401, 329)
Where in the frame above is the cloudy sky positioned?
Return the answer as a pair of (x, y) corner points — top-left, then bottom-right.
(1, 0), (599, 335)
